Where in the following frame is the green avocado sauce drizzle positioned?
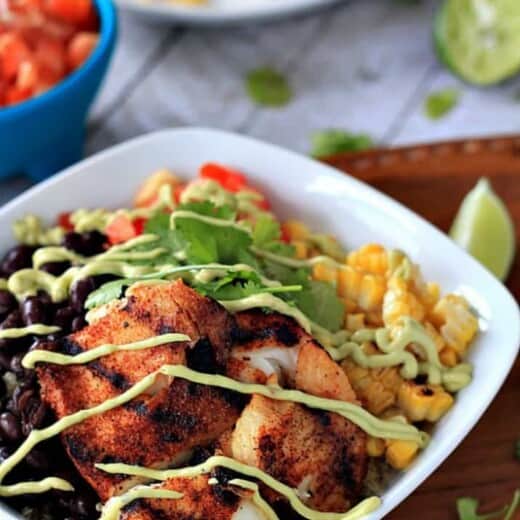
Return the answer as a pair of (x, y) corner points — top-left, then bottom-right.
(0, 324), (60, 340)
(97, 455), (381, 520)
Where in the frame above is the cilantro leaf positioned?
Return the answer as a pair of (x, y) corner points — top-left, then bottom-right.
(85, 279), (131, 309)
(262, 259), (344, 331)
(194, 270), (301, 301)
(178, 201), (236, 220)
(253, 215), (281, 247)
(292, 280), (345, 332)
(252, 215), (295, 257)
(246, 67), (293, 107)
(456, 490), (520, 520)
(311, 130), (373, 158)
(175, 216), (252, 265)
(424, 88), (460, 120)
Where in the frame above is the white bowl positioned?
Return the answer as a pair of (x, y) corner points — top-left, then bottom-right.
(1, 128), (518, 519)
(116, 0), (342, 26)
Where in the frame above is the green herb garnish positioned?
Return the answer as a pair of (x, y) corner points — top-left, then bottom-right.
(457, 489), (520, 520)
(245, 67), (293, 107)
(424, 88), (460, 120)
(310, 130), (373, 158)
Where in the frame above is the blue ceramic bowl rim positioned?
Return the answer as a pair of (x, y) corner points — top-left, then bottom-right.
(0, 0), (117, 120)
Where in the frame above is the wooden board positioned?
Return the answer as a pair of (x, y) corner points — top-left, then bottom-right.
(324, 135), (520, 519)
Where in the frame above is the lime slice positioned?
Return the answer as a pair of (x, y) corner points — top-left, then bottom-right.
(450, 178), (516, 280)
(434, 0), (520, 85)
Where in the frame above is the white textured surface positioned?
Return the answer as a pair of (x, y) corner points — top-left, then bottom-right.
(1, 0), (520, 204)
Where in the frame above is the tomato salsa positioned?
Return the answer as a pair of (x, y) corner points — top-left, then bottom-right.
(0, 0), (99, 108)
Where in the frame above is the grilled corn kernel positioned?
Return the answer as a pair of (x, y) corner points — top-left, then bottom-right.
(385, 440), (419, 469)
(282, 220), (309, 241)
(312, 262), (337, 284)
(383, 276), (425, 327)
(397, 381), (454, 423)
(292, 240), (309, 260)
(366, 436), (386, 457)
(440, 347), (458, 367)
(337, 266), (385, 312)
(347, 244), (388, 275)
(342, 354), (403, 416)
(430, 294), (478, 356)
(346, 313), (365, 332)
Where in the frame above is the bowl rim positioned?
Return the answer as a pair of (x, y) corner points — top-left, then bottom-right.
(0, 0), (117, 120)
(0, 127), (519, 519)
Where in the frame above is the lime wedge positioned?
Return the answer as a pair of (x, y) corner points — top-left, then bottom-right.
(450, 178), (516, 280)
(434, 0), (520, 85)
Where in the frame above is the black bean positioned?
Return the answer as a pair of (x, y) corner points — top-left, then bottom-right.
(0, 309), (23, 330)
(0, 445), (10, 462)
(62, 232), (85, 254)
(21, 296), (47, 325)
(9, 353), (25, 376)
(82, 231), (106, 255)
(21, 396), (47, 434)
(0, 411), (22, 441)
(25, 448), (49, 471)
(0, 245), (35, 276)
(68, 495), (92, 517)
(71, 315), (87, 332)
(70, 277), (96, 312)
(0, 290), (16, 319)
(39, 261), (71, 276)
(0, 377), (5, 399)
(0, 352), (12, 371)
(54, 306), (76, 331)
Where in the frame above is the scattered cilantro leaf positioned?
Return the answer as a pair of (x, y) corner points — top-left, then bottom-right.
(456, 490), (520, 520)
(311, 130), (373, 158)
(424, 88), (460, 120)
(246, 67), (293, 107)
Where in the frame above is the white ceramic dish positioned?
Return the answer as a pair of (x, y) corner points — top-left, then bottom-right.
(116, 0), (342, 26)
(0, 128), (518, 519)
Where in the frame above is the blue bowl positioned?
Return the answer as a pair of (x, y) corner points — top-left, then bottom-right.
(0, 0), (117, 181)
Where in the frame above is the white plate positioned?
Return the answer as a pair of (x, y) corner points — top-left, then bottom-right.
(0, 128), (519, 519)
(116, 0), (343, 26)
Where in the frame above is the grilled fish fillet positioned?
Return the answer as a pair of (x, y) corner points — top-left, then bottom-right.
(228, 310), (358, 403)
(120, 475), (267, 520)
(37, 280), (242, 501)
(224, 311), (367, 512)
(224, 394), (367, 513)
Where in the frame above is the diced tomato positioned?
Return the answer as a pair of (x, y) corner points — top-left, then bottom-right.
(200, 163), (247, 193)
(43, 0), (94, 26)
(5, 85), (31, 105)
(106, 215), (138, 245)
(67, 31), (97, 70)
(132, 217), (146, 236)
(0, 33), (31, 81)
(57, 211), (73, 230)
